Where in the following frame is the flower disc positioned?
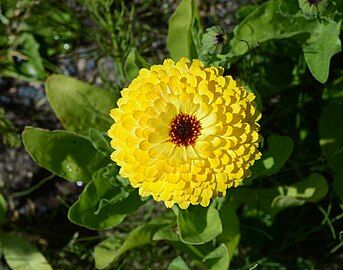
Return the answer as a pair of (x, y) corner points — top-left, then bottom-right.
(108, 58), (262, 209)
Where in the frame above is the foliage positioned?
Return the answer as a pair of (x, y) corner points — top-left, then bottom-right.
(0, 232), (52, 270)
(320, 85), (343, 202)
(79, 0), (136, 88)
(167, 0), (199, 61)
(0, 0), (80, 82)
(68, 165), (143, 230)
(0, 106), (21, 148)
(0, 194), (53, 269)
(45, 75), (118, 135)
(22, 127), (109, 183)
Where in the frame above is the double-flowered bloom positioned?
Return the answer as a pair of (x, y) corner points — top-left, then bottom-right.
(108, 58), (261, 209)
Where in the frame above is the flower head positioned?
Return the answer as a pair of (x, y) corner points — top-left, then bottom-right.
(108, 58), (261, 209)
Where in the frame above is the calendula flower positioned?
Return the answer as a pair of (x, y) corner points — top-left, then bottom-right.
(108, 58), (261, 209)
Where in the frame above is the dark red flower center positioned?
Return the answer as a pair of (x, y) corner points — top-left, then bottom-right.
(215, 33), (225, 44)
(169, 113), (201, 147)
(308, 0), (320, 6)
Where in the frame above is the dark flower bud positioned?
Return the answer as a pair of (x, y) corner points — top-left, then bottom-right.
(298, 0), (328, 16)
(201, 26), (228, 55)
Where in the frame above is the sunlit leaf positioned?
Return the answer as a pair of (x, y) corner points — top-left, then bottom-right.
(228, 1), (314, 58)
(22, 127), (108, 183)
(250, 135), (294, 180)
(68, 165), (143, 230)
(124, 48), (149, 81)
(153, 225), (208, 261)
(167, 0), (199, 60)
(175, 202), (222, 245)
(93, 218), (171, 269)
(203, 244), (229, 270)
(303, 20), (341, 83)
(236, 4), (259, 21)
(93, 236), (122, 270)
(153, 225), (180, 242)
(0, 233), (52, 270)
(45, 75), (118, 135)
(168, 256), (190, 270)
(228, 1), (341, 83)
(235, 173), (328, 217)
(218, 201), (240, 268)
(89, 128), (112, 157)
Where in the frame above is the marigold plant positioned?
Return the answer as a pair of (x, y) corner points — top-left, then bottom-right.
(108, 58), (262, 209)
(18, 0), (341, 268)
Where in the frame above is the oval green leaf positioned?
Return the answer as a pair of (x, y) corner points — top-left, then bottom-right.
(167, 0), (199, 61)
(218, 201), (240, 268)
(250, 135), (294, 181)
(0, 233), (52, 270)
(168, 256), (190, 270)
(45, 75), (118, 135)
(22, 127), (108, 182)
(234, 173), (328, 217)
(68, 165), (143, 230)
(175, 202), (222, 245)
(203, 244), (229, 270)
(303, 20), (341, 83)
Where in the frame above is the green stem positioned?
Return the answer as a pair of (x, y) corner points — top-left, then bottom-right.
(10, 174), (54, 198)
(104, 2), (126, 86)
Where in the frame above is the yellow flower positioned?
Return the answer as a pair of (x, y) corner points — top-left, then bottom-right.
(108, 58), (261, 209)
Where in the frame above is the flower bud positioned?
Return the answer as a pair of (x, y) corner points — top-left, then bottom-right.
(201, 26), (228, 55)
(298, 0), (328, 16)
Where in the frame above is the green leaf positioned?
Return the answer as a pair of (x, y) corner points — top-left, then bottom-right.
(124, 49), (149, 81)
(68, 165), (143, 230)
(236, 4), (259, 21)
(168, 257), (190, 270)
(228, 0), (341, 83)
(0, 193), (7, 224)
(22, 127), (108, 182)
(250, 135), (293, 180)
(0, 233), (52, 270)
(153, 225), (208, 261)
(94, 221), (169, 269)
(228, 1), (314, 58)
(320, 97), (343, 202)
(234, 173), (328, 217)
(89, 128), (112, 156)
(277, 0), (300, 16)
(16, 33), (46, 81)
(45, 75), (117, 135)
(167, 0), (199, 60)
(175, 202), (222, 245)
(218, 201), (240, 268)
(153, 225), (180, 242)
(203, 244), (229, 270)
(93, 235), (122, 270)
(303, 20), (341, 83)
